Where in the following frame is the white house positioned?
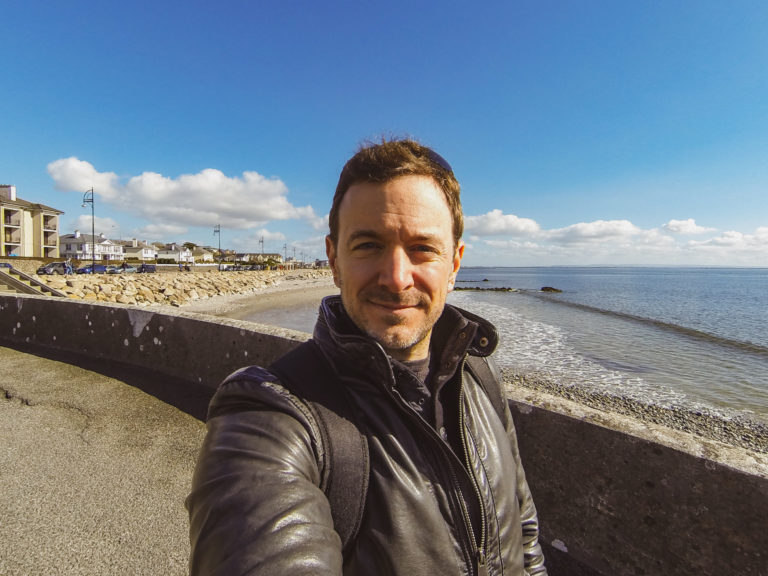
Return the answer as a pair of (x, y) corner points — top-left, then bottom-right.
(59, 230), (124, 261)
(240, 252), (284, 265)
(119, 238), (156, 261)
(192, 246), (214, 263)
(156, 243), (194, 264)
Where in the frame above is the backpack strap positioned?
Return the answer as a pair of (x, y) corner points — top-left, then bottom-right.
(465, 355), (507, 423)
(268, 341), (369, 553)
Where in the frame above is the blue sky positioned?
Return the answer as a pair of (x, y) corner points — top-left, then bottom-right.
(2, 0), (767, 266)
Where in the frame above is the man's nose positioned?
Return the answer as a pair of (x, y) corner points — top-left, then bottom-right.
(379, 248), (414, 292)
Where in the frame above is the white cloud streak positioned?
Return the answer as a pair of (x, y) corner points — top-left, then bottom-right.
(463, 210), (767, 266)
(48, 157), (321, 234)
(663, 218), (717, 234)
(465, 209), (540, 236)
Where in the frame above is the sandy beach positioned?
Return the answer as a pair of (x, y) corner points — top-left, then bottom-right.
(177, 271), (339, 327)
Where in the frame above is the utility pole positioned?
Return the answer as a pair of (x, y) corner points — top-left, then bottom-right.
(81, 188), (95, 272)
(213, 224), (221, 270)
(259, 236), (264, 256)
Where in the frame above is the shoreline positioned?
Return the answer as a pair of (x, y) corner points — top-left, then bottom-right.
(175, 275), (768, 456)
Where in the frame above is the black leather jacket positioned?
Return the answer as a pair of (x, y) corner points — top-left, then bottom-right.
(187, 296), (547, 575)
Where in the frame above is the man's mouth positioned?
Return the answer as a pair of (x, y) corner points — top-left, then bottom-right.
(365, 292), (424, 312)
(372, 301), (415, 311)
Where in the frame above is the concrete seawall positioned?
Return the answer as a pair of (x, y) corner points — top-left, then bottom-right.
(1, 293), (766, 575)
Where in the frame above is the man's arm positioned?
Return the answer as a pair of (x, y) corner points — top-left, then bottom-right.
(186, 377), (342, 576)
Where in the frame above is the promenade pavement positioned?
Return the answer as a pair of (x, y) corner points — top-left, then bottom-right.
(0, 344), (213, 576)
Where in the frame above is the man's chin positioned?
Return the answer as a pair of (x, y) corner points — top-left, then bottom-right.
(366, 325), (431, 356)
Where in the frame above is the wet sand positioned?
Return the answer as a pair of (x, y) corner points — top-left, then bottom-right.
(179, 273), (338, 330)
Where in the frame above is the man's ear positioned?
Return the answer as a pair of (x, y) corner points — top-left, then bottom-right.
(447, 241), (465, 292)
(325, 235), (341, 288)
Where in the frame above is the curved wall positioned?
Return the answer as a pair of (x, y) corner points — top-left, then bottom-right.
(1, 294), (766, 576)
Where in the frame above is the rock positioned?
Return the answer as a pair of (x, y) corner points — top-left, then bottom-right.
(23, 266), (333, 309)
(541, 286), (562, 293)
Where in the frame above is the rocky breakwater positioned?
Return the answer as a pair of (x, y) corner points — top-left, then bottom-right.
(33, 269), (333, 307)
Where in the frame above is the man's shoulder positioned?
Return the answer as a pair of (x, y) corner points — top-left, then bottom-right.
(208, 362), (313, 423)
(208, 340), (336, 422)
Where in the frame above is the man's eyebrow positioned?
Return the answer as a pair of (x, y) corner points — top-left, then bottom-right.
(346, 229), (443, 244)
(347, 230), (382, 243)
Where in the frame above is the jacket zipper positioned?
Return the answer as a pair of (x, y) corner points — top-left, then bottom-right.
(458, 360), (488, 576)
(380, 349), (488, 576)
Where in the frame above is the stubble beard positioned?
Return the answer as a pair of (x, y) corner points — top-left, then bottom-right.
(350, 287), (443, 354)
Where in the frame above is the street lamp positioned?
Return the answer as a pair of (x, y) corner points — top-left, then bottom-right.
(81, 188), (95, 273)
(213, 224), (222, 270)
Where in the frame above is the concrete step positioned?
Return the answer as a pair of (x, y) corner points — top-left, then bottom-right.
(0, 267), (67, 297)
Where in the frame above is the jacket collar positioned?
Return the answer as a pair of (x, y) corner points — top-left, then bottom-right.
(312, 295), (498, 383)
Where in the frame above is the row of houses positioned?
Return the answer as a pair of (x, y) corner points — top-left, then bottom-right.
(61, 231), (203, 263)
(1, 184), (298, 266)
(59, 231), (289, 265)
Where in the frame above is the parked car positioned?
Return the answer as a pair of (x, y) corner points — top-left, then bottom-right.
(36, 262), (72, 275)
(75, 264), (108, 274)
(137, 263), (157, 273)
(108, 264), (137, 274)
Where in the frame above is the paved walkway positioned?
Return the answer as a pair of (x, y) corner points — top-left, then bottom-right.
(0, 344), (211, 576)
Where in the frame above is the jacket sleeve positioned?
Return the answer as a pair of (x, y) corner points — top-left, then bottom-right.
(186, 373), (343, 576)
(491, 359), (548, 576)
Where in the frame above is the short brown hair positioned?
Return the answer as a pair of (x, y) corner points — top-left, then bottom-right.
(329, 139), (463, 247)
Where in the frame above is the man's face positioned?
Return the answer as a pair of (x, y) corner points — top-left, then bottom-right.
(326, 175), (464, 361)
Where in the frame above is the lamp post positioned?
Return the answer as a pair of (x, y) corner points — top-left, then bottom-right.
(82, 188), (95, 273)
(213, 224), (221, 270)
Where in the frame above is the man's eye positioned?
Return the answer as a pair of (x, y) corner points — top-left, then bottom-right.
(352, 242), (379, 251)
(413, 245), (438, 253)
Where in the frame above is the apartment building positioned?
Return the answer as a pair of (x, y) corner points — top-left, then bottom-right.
(1, 184), (63, 258)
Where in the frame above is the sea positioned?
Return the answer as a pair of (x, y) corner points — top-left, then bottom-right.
(244, 267), (768, 423)
(450, 267), (768, 423)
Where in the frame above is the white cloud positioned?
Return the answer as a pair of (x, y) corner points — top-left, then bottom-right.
(48, 157), (120, 199)
(544, 219), (640, 243)
(135, 223), (190, 241)
(230, 228), (288, 252)
(47, 157), (320, 235)
(460, 208), (767, 266)
(663, 218), (716, 234)
(464, 209), (540, 236)
(70, 215), (120, 237)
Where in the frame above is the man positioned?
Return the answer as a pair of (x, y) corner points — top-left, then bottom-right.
(187, 139), (547, 575)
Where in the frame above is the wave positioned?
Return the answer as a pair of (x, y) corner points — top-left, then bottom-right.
(519, 290), (768, 357)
